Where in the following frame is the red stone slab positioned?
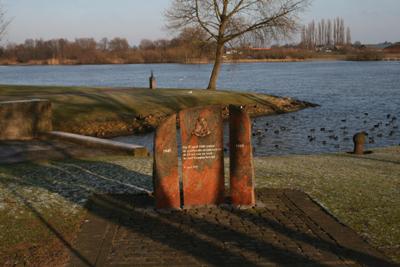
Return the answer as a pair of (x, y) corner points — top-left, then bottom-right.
(229, 105), (255, 206)
(153, 114), (180, 209)
(179, 106), (225, 207)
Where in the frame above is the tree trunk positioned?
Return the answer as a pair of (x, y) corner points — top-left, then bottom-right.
(207, 42), (225, 90)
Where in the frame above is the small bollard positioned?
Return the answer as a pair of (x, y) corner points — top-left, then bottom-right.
(353, 132), (366, 155)
(149, 71), (157, 89)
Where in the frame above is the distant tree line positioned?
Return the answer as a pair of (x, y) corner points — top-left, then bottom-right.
(300, 17), (351, 49)
(0, 27), (215, 64)
(0, 17), (387, 65)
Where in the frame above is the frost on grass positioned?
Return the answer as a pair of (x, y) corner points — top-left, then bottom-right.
(1, 148), (399, 262)
(0, 157), (153, 214)
(254, 147), (400, 263)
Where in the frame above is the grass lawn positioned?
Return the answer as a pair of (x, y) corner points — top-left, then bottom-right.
(0, 84), (309, 137)
(0, 158), (153, 266)
(0, 147), (399, 265)
(255, 146), (400, 263)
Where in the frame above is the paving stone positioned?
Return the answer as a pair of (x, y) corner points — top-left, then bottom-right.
(68, 189), (397, 267)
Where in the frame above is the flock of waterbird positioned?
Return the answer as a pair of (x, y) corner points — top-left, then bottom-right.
(251, 112), (399, 151)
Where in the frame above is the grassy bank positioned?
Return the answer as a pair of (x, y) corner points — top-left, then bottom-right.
(0, 147), (399, 265)
(0, 85), (313, 137)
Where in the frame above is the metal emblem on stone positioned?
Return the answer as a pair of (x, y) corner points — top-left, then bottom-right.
(192, 117), (211, 137)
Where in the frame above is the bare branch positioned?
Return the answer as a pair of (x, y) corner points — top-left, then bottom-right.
(212, 0), (222, 21)
(164, 0), (310, 89)
(0, 2), (11, 42)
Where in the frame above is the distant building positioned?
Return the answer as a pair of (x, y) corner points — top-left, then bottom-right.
(225, 47), (272, 55)
(243, 47), (272, 51)
(365, 42), (393, 50)
(384, 42), (400, 53)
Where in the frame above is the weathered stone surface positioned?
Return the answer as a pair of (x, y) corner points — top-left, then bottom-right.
(229, 105), (255, 206)
(179, 106), (224, 207)
(353, 132), (366, 155)
(0, 99), (52, 140)
(153, 114), (180, 209)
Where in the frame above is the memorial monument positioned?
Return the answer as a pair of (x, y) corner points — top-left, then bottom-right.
(153, 105), (255, 209)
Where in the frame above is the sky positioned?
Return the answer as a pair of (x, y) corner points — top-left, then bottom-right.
(2, 0), (400, 45)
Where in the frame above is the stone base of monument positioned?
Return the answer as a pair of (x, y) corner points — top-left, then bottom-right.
(152, 196), (262, 211)
(69, 189), (393, 267)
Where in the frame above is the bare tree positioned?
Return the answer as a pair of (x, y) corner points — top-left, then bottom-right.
(300, 25), (306, 48)
(0, 2), (10, 42)
(166, 0), (310, 90)
(326, 19), (332, 46)
(320, 19), (325, 45)
(301, 17), (350, 49)
(339, 18), (345, 45)
(346, 27), (351, 45)
(333, 17), (338, 45)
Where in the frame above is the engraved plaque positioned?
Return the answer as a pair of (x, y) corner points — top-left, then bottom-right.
(179, 106), (225, 207)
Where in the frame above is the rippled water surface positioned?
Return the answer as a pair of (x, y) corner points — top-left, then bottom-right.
(1, 61), (399, 156)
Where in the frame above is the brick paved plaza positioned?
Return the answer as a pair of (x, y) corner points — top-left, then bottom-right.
(69, 189), (396, 267)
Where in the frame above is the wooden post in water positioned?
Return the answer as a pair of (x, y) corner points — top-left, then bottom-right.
(353, 132), (366, 155)
(149, 71), (157, 89)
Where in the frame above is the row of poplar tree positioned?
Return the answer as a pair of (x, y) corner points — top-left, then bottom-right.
(300, 17), (352, 49)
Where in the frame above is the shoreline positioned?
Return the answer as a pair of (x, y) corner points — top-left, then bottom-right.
(0, 85), (318, 138)
(62, 98), (317, 139)
(1, 56), (400, 66)
(1, 58), (312, 66)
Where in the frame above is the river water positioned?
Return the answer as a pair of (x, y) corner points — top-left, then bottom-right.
(0, 61), (399, 156)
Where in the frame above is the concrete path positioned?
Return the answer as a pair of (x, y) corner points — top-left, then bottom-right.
(0, 138), (148, 164)
(0, 140), (101, 164)
(43, 131), (149, 157)
(69, 189), (396, 267)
